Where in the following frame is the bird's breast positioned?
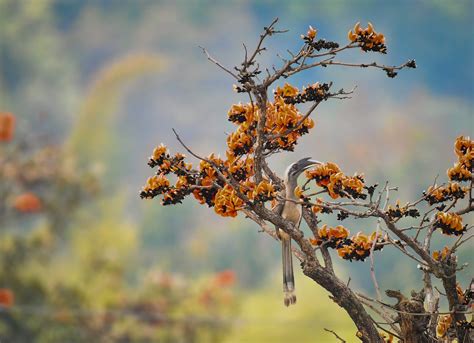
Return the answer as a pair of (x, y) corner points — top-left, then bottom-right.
(281, 201), (302, 225)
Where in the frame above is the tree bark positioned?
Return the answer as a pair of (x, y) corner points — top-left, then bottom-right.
(386, 290), (430, 343)
(440, 261), (471, 343)
(303, 261), (383, 343)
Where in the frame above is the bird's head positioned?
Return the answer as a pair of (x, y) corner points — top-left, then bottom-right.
(284, 157), (322, 184)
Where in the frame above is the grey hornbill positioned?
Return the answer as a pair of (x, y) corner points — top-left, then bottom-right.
(274, 157), (321, 306)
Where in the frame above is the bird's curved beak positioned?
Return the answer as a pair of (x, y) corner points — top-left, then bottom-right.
(302, 159), (322, 170)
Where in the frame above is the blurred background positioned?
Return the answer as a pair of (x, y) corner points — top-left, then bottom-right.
(0, 0), (472, 342)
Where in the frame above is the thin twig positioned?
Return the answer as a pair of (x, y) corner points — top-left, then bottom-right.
(324, 328), (346, 342)
(199, 46), (239, 79)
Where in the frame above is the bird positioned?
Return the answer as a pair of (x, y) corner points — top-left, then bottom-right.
(274, 157), (321, 306)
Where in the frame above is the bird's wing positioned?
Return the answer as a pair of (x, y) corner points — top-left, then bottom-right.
(272, 189), (286, 238)
(272, 189), (286, 216)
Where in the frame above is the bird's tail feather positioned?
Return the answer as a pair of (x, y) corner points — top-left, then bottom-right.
(282, 237), (296, 306)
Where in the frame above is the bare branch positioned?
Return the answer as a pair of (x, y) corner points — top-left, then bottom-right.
(369, 233), (383, 301)
(199, 46), (239, 79)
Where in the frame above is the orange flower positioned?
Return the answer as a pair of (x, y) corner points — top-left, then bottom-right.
(0, 112), (15, 142)
(329, 225), (350, 240)
(0, 288), (14, 308)
(175, 176), (189, 190)
(263, 96), (314, 151)
(140, 174), (171, 199)
(347, 29), (357, 42)
(253, 180), (276, 202)
(228, 103), (256, 124)
(454, 135), (473, 159)
(152, 143), (168, 160)
(227, 156), (253, 175)
(436, 315), (452, 338)
(337, 245), (353, 259)
(200, 154), (224, 178)
(347, 22), (386, 53)
(227, 128), (254, 156)
(432, 247), (450, 261)
(275, 83), (299, 98)
(294, 186), (305, 199)
(435, 212), (464, 235)
(305, 162), (341, 187)
(312, 224), (349, 247)
(352, 232), (371, 255)
(144, 174), (170, 192)
(239, 179), (256, 200)
(311, 198), (324, 214)
(214, 185), (244, 217)
(447, 162), (471, 182)
(214, 270), (236, 287)
(425, 182), (467, 204)
(459, 150), (474, 169)
(456, 283), (465, 304)
(307, 26), (317, 40)
(12, 192), (42, 213)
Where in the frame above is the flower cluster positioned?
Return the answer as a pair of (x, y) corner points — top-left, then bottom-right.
(266, 97), (315, 151)
(140, 174), (170, 199)
(227, 103), (255, 124)
(305, 162), (366, 200)
(227, 156), (254, 181)
(142, 144), (204, 205)
(300, 26), (339, 51)
(385, 200), (420, 220)
(435, 212), (466, 236)
(192, 154), (226, 207)
(447, 136), (473, 182)
(274, 82), (331, 104)
(432, 246), (451, 261)
(0, 112), (15, 142)
(147, 144), (168, 167)
(337, 232), (385, 261)
(310, 226), (385, 262)
(305, 162), (340, 186)
(227, 128), (254, 156)
(424, 182), (467, 205)
(162, 176), (196, 205)
(227, 89), (315, 154)
(227, 104), (257, 157)
(310, 224), (349, 248)
(348, 22), (387, 53)
(147, 144), (193, 177)
(327, 172), (366, 199)
(252, 180), (276, 202)
(214, 185), (244, 217)
(300, 25), (317, 42)
(141, 139), (277, 216)
(142, 144), (200, 205)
